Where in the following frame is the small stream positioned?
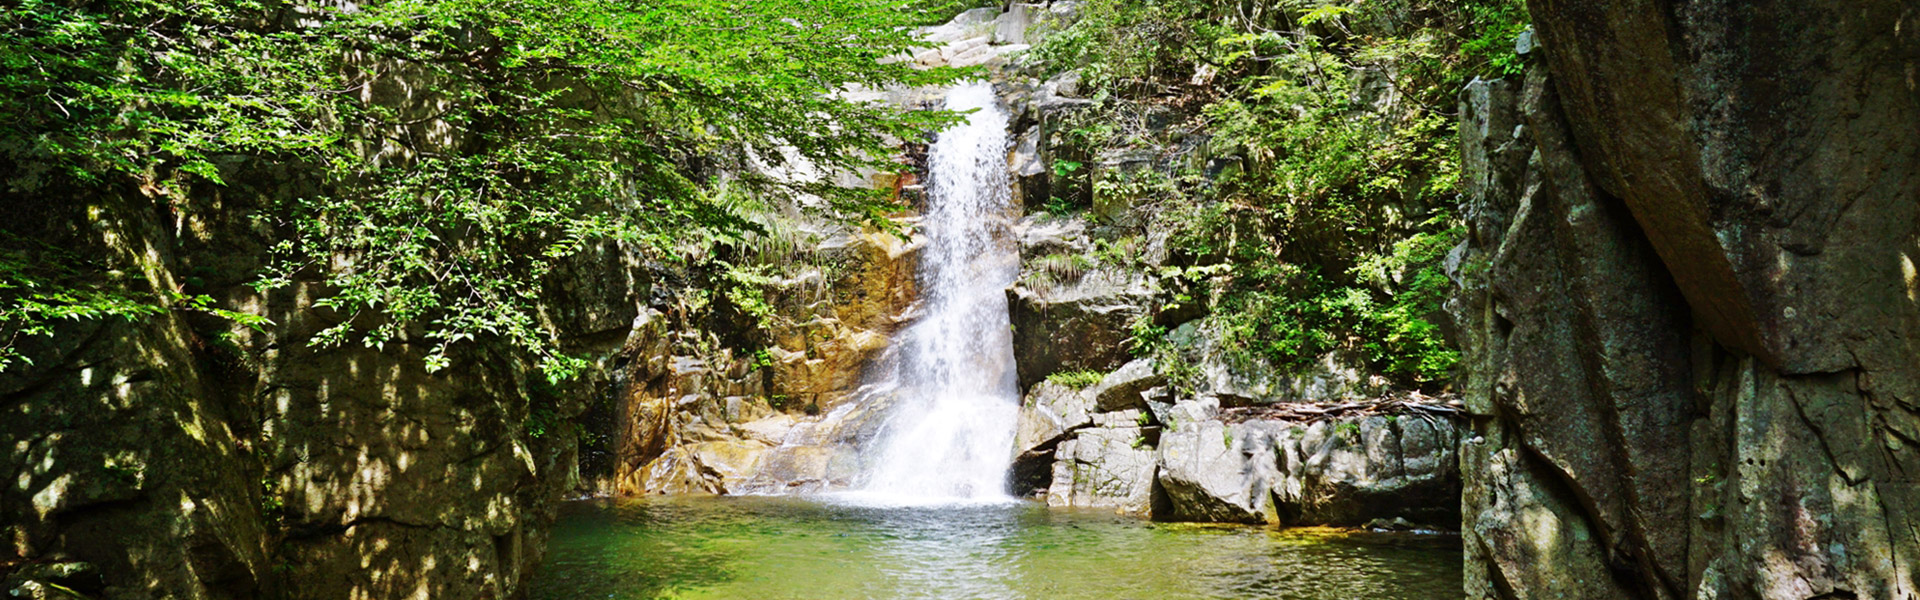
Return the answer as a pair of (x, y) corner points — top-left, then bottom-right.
(528, 496), (1462, 599)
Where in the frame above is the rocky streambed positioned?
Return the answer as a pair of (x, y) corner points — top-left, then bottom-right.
(603, 3), (1468, 533)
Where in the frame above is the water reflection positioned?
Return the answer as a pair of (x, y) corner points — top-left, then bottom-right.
(529, 496), (1462, 600)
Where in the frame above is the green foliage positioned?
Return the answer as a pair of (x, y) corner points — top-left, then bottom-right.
(1024, 252), (1096, 288)
(0, 245), (164, 371)
(1454, 0), (1533, 77)
(1045, 369), (1105, 389)
(524, 405), (558, 439)
(1092, 236), (1146, 268)
(719, 263), (780, 329)
(1024, 0), (1228, 95)
(1042, 196), (1080, 217)
(1192, 228), (1460, 384)
(1026, 0), (1525, 389)
(751, 348), (776, 370)
(1350, 223), (1463, 381)
(1333, 421), (1361, 441)
(1125, 313), (1168, 358)
(259, 476), (285, 517)
(1, 0), (969, 378)
(0, 233), (274, 371)
(101, 458), (143, 487)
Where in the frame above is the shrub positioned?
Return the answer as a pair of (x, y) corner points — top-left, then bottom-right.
(1045, 370), (1106, 389)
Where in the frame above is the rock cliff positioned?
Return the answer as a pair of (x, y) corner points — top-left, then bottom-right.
(1452, 1), (1920, 596)
(10, 2), (1916, 598)
(609, 225), (922, 495)
(0, 39), (655, 598)
(1, 186), (638, 598)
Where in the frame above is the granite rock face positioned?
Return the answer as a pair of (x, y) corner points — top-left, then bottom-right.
(1, 182), (630, 598)
(0, 204), (272, 599)
(1452, 2), (1920, 594)
(1154, 418), (1267, 523)
(1006, 269), (1157, 392)
(612, 226), (920, 496)
(1269, 415), (1462, 528)
(1017, 366), (1462, 529)
(1046, 426), (1159, 514)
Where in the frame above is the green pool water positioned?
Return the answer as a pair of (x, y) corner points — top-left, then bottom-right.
(528, 495), (1462, 600)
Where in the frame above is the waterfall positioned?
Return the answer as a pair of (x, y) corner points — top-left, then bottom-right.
(855, 82), (1020, 502)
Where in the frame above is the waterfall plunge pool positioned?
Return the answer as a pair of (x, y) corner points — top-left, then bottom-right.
(528, 495), (1462, 599)
(533, 83), (1459, 600)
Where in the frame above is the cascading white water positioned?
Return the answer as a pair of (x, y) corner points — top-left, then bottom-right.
(857, 82), (1020, 502)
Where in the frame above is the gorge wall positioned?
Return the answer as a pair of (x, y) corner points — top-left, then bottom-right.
(1, 195), (632, 599)
(5, 1), (1918, 599)
(1453, 1), (1920, 598)
(1, 52), (655, 598)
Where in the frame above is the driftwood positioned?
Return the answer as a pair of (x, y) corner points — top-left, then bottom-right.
(1219, 391), (1463, 424)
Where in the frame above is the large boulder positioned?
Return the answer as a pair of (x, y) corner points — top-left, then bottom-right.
(1154, 419), (1269, 523)
(1272, 416), (1462, 527)
(1011, 380), (1099, 496)
(684, 440), (773, 493)
(630, 447), (722, 496)
(1045, 427), (1158, 514)
(1143, 411), (1462, 528)
(1087, 359), (1165, 412)
(910, 6), (1038, 69)
(1012, 381), (1094, 454)
(1008, 272), (1156, 391)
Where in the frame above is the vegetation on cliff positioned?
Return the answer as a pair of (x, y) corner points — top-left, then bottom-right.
(1026, 0), (1527, 387)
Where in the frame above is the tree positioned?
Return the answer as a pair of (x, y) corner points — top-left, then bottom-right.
(0, 0), (967, 378)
